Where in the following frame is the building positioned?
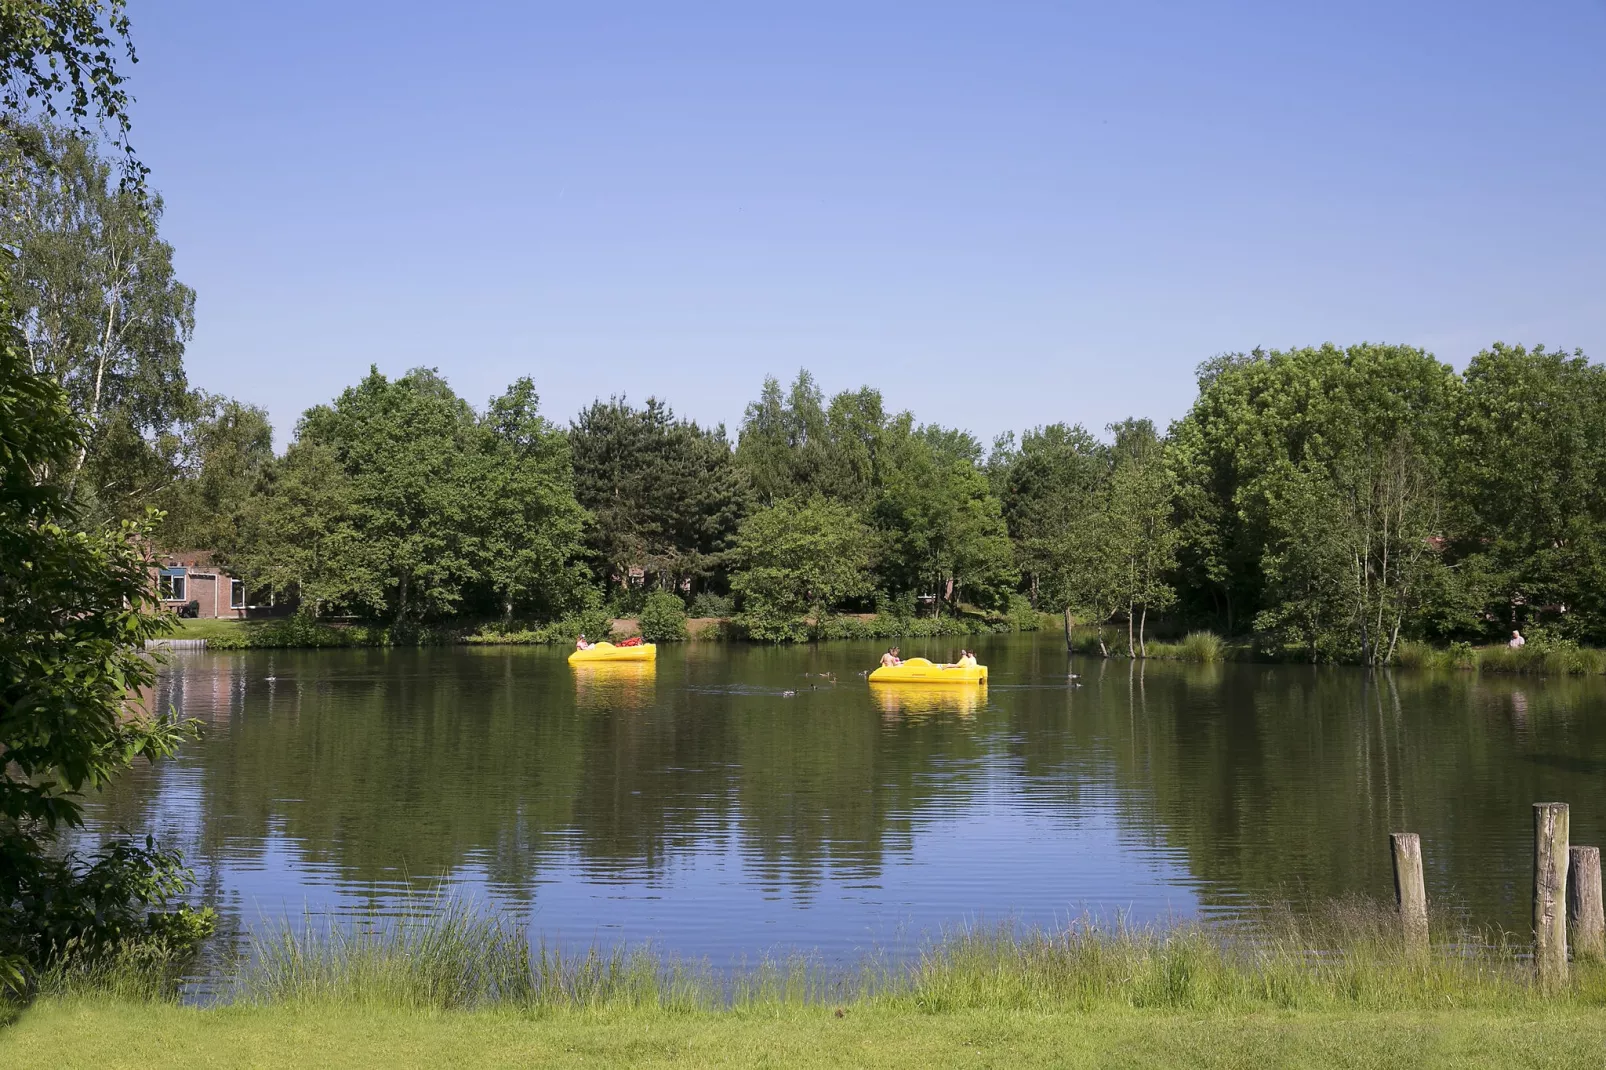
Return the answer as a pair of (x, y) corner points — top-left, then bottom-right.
(153, 551), (268, 619)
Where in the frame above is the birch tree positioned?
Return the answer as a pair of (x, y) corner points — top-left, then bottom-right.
(1, 126), (194, 515)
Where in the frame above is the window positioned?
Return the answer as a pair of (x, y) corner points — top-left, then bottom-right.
(159, 567), (187, 602)
(230, 579), (246, 609)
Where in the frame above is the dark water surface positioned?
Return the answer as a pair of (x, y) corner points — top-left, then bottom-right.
(81, 634), (1606, 962)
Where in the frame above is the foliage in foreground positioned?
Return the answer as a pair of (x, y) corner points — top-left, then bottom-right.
(0, 327), (208, 988)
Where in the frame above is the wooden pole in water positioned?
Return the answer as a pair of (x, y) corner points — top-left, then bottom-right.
(1390, 833), (1429, 954)
(1063, 608), (1074, 653)
(1569, 846), (1605, 962)
(1533, 802), (1570, 991)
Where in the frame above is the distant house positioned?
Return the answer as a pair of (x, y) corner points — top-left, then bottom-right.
(153, 551), (275, 619)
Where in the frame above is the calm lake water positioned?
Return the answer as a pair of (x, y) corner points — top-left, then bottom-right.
(79, 634), (1606, 963)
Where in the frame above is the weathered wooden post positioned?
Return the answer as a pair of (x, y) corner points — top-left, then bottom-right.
(1569, 846), (1605, 962)
(1063, 608), (1075, 653)
(1533, 803), (1570, 990)
(1390, 833), (1429, 954)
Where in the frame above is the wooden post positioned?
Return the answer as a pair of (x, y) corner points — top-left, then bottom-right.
(1390, 833), (1429, 954)
(1533, 802), (1570, 990)
(1569, 846), (1605, 962)
(1063, 608), (1075, 653)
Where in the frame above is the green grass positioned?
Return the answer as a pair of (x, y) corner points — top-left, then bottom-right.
(161, 616), (391, 649)
(1394, 638), (1606, 676)
(8, 901), (1606, 1067)
(7, 1000), (1606, 1069)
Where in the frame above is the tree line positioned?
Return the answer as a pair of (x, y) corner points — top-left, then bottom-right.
(8, 128), (1606, 658)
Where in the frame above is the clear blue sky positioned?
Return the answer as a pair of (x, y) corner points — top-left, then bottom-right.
(126, 1), (1606, 449)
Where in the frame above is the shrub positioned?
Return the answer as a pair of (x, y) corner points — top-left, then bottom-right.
(688, 592), (732, 618)
(690, 618), (730, 641)
(1, 835), (215, 992)
(812, 614), (1009, 641)
(465, 609), (615, 646)
(1005, 595), (1041, 632)
(638, 591), (688, 642)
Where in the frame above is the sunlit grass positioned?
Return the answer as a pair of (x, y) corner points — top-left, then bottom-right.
(11, 898), (1606, 1068)
(34, 895), (1600, 1014)
(1395, 639), (1606, 675)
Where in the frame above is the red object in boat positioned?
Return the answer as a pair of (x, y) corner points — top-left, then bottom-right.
(617, 636), (644, 647)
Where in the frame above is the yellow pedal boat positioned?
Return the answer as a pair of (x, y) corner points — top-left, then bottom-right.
(568, 641), (657, 664)
(867, 657), (987, 684)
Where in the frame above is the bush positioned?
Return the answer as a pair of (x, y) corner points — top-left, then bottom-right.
(1, 835), (215, 992)
(734, 605), (813, 643)
(811, 614), (1009, 641)
(690, 618), (731, 641)
(638, 591), (688, 642)
(1005, 595), (1041, 632)
(465, 609), (615, 646)
(687, 592), (732, 618)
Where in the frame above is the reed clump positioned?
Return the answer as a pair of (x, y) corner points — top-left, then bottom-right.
(1394, 637), (1606, 676)
(899, 898), (1603, 1015)
(39, 895), (1600, 1014)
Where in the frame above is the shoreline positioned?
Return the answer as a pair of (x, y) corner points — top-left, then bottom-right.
(8, 905), (1605, 1068)
(158, 617), (1606, 676)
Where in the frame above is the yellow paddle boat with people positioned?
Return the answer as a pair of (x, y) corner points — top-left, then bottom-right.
(568, 639), (657, 664)
(867, 647), (986, 684)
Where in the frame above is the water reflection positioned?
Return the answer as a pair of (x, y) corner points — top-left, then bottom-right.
(870, 682), (984, 718)
(572, 660), (657, 707)
(74, 637), (1606, 962)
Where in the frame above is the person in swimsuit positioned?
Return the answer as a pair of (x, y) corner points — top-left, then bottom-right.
(880, 646), (902, 668)
(576, 634), (595, 651)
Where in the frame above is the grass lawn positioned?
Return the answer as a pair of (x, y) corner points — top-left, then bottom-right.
(4, 1000), (1606, 1069)
(162, 617), (255, 641)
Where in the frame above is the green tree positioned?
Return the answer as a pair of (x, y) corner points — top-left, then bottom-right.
(153, 394), (273, 551)
(230, 439), (377, 618)
(570, 396), (747, 594)
(1, 125), (195, 519)
(0, 319), (202, 981)
(1108, 420), (1179, 656)
(989, 422), (1107, 608)
(1169, 343), (1460, 650)
(232, 369), (590, 626)
(730, 498), (873, 641)
(1450, 344), (1606, 642)
(1040, 420), (1177, 656)
(0, 1), (219, 988)
(301, 367), (486, 623)
(734, 371), (830, 505)
(872, 421), (1017, 613)
(0, 1), (142, 181)
(474, 377), (590, 624)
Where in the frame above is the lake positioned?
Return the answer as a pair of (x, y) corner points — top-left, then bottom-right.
(80, 633), (1606, 964)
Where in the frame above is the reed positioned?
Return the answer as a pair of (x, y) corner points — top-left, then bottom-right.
(896, 903), (1581, 1015)
(40, 896), (1604, 1014)
(1393, 638), (1606, 675)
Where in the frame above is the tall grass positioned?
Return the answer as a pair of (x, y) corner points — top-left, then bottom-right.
(43, 896), (1603, 1014)
(900, 899), (1602, 1014)
(27, 936), (200, 1003)
(1394, 638), (1606, 676)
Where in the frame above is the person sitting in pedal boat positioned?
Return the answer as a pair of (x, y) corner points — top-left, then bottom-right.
(576, 634), (595, 651)
(880, 646), (902, 668)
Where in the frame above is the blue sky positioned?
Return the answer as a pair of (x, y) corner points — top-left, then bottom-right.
(126, 1), (1606, 448)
